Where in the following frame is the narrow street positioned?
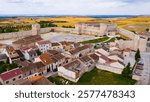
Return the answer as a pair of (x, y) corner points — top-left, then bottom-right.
(139, 53), (150, 85)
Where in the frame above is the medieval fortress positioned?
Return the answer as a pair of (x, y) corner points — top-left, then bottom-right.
(0, 22), (148, 52)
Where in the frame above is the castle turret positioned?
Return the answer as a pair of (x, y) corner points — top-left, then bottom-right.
(32, 24), (40, 35)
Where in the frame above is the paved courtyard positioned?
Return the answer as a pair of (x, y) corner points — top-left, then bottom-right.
(0, 32), (99, 45)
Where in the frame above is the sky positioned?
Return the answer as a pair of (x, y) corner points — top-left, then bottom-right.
(0, 0), (149, 15)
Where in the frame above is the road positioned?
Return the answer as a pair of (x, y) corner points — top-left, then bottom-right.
(139, 53), (150, 85)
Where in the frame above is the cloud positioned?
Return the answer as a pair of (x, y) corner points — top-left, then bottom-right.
(0, 0), (150, 15)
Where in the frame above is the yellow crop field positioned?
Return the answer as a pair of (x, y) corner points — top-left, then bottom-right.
(1, 16), (150, 33)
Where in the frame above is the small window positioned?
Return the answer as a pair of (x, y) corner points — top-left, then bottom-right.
(18, 76), (22, 79)
(13, 78), (16, 81)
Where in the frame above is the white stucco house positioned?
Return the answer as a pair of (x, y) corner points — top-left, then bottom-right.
(36, 40), (52, 53)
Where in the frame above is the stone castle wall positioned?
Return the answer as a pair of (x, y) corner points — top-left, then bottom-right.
(117, 28), (135, 39)
(0, 31), (32, 40)
(0, 27), (77, 40)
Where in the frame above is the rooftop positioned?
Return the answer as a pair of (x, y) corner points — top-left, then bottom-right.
(37, 40), (51, 45)
(39, 53), (53, 65)
(79, 55), (92, 63)
(52, 42), (60, 46)
(69, 45), (90, 55)
(13, 35), (43, 45)
(0, 68), (22, 81)
(0, 54), (8, 60)
(63, 59), (82, 72)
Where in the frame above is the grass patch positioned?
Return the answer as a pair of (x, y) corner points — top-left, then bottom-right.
(48, 68), (136, 85)
(81, 37), (109, 44)
(77, 69), (136, 85)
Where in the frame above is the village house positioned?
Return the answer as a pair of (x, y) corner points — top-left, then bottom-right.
(13, 35), (43, 49)
(47, 50), (59, 56)
(79, 55), (95, 72)
(68, 45), (94, 59)
(60, 41), (81, 51)
(15, 61), (38, 79)
(0, 68), (23, 85)
(35, 53), (57, 73)
(4, 46), (20, 63)
(95, 48), (109, 56)
(15, 76), (54, 85)
(108, 54), (124, 62)
(96, 51), (125, 69)
(34, 62), (46, 76)
(51, 53), (67, 68)
(58, 59), (86, 82)
(51, 42), (63, 52)
(36, 40), (52, 53)
(20, 47), (38, 61)
(123, 48), (131, 58)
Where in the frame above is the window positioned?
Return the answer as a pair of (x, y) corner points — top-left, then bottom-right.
(18, 76), (22, 79)
(13, 78), (16, 81)
(6, 81), (9, 84)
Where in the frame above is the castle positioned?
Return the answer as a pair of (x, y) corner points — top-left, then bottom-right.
(75, 22), (117, 36)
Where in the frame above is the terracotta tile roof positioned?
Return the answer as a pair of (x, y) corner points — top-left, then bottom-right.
(47, 50), (59, 56)
(34, 62), (45, 69)
(0, 68), (22, 81)
(21, 63), (37, 73)
(28, 76), (53, 85)
(69, 45), (90, 55)
(13, 35), (43, 45)
(60, 41), (70, 46)
(51, 53), (65, 63)
(79, 55), (92, 63)
(37, 40), (51, 45)
(52, 42), (60, 46)
(89, 54), (99, 62)
(15, 79), (32, 85)
(15, 76), (54, 85)
(39, 53), (53, 65)
(123, 48), (131, 52)
(96, 52), (116, 64)
(63, 60), (82, 72)
(6, 46), (16, 53)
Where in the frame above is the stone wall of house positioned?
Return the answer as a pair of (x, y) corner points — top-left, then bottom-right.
(96, 63), (123, 74)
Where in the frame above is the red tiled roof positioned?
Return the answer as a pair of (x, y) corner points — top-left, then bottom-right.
(37, 40), (51, 45)
(39, 53), (53, 65)
(0, 68), (22, 81)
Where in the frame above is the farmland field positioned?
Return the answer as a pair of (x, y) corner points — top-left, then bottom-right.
(0, 16), (150, 33)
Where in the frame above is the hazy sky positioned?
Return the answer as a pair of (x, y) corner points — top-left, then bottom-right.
(0, 0), (149, 15)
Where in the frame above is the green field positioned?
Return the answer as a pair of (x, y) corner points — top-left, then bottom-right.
(48, 68), (136, 85)
(81, 37), (109, 44)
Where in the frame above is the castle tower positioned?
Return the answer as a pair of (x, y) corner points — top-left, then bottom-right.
(32, 24), (40, 35)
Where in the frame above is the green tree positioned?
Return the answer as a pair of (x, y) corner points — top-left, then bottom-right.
(146, 28), (150, 32)
(122, 63), (132, 78)
(135, 49), (141, 62)
(36, 50), (42, 56)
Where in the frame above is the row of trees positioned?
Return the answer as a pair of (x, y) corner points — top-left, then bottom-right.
(122, 49), (141, 78)
(0, 25), (32, 33)
(62, 25), (75, 28)
(38, 21), (57, 28)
